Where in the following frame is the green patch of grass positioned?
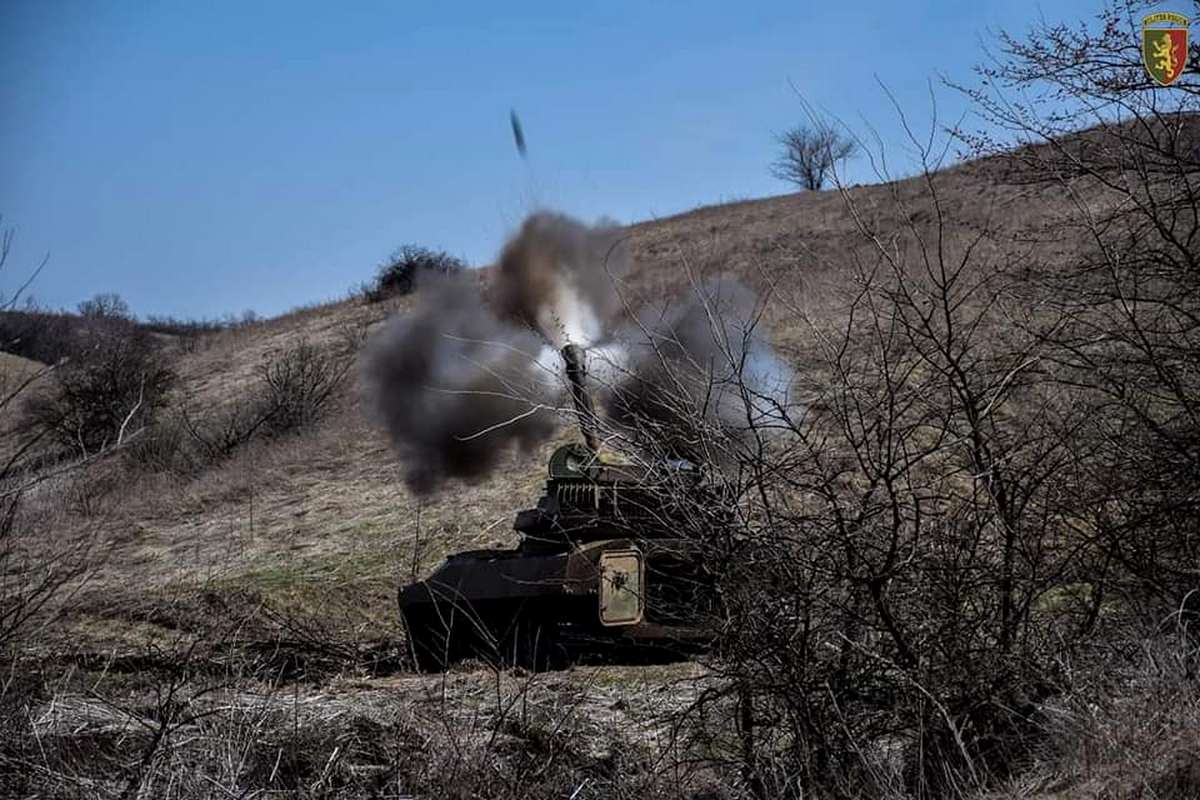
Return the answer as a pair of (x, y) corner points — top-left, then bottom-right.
(578, 661), (705, 689)
(1036, 581), (1123, 618)
(205, 553), (403, 638)
(226, 549), (401, 591)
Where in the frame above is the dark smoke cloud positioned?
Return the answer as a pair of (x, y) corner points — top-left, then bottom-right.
(601, 276), (794, 460)
(361, 273), (558, 494)
(490, 212), (629, 348)
(361, 214), (628, 493)
(362, 212), (793, 493)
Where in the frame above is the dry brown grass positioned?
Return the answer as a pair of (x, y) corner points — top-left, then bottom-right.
(0, 350), (45, 383)
(9, 656), (720, 799)
(0, 350), (52, 461)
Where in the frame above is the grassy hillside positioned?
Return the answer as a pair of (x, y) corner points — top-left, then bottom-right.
(18, 158), (1081, 655)
(6, 127), (1124, 659)
(4, 117), (1197, 798)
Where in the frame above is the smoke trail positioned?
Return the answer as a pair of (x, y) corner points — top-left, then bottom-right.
(361, 273), (558, 494)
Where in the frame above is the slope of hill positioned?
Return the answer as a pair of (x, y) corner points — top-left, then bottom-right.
(7, 126), (1195, 797)
(18, 154), (1094, 653)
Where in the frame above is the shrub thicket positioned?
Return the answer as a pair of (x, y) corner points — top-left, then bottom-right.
(256, 338), (352, 436)
(23, 324), (175, 458)
(127, 338), (351, 477)
(0, 309), (90, 365)
(363, 244), (465, 302)
(598, 4), (1200, 796)
(76, 292), (132, 320)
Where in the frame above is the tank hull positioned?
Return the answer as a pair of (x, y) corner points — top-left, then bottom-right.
(398, 538), (714, 671)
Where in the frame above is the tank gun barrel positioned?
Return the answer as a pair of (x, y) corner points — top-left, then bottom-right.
(562, 344), (600, 453)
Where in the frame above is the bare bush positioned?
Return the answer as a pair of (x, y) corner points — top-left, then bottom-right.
(609, 191), (1072, 796)
(139, 315), (228, 337)
(2, 592), (696, 799)
(0, 309), (87, 365)
(76, 292), (132, 320)
(24, 325), (175, 458)
(141, 314), (232, 355)
(1026, 628), (1200, 799)
(953, 0), (1200, 630)
(595, 11), (1200, 790)
(126, 338), (351, 478)
(1, 225), (91, 654)
(256, 338), (352, 436)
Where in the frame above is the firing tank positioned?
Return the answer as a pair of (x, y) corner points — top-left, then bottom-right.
(398, 344), (723, 671)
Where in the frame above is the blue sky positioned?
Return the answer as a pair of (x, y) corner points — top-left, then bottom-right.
(2, 0), (1106, 319)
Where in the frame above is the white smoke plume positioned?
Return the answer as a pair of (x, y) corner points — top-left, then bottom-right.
(601, 276), (795, 461)
(490, 212), (629, 348)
